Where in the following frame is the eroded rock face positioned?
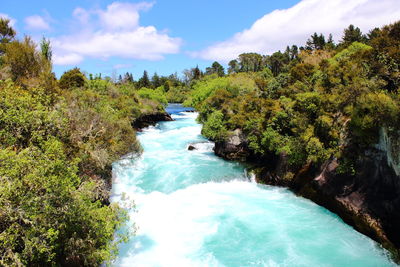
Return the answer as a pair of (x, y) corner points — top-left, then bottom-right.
(132, 112), (173, 129)
(213, 126), (400, 259)
(256, 148), (400, 260)
(306, 151), (400, 258)
(209, 124), (400, 259)
(256, 152), (293, 186)
(214, 129), (249, 161)
(377, 127), (400, 176)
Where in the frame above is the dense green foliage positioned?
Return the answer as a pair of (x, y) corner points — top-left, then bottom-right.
(205, 61), (225, 77)
(187, 22), (400, 174)
(0, 20), (167, 266)
(0, 140), (128, 266)
(137, 87), (168, 110)
(1, 14), (399, 264)
(0, 18), (15, 44)
(0, 79), (134, 266)
(59, 67), (86, 90)
(0, 18), (15, 57)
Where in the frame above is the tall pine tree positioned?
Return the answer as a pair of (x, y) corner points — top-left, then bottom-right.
(138, 70), (150, 88)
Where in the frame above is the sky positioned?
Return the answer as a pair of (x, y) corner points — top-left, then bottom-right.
(1, 0), (400, 79)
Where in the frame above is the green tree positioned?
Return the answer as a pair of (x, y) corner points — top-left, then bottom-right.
(138, 70), (150, 88)
(193, 65), (202, 80)
(205, 61), (225, 77)
(325, 34), (336, 50)
(368, 21), (400, 92)
(123, 72), (134, 83)
(0, 18), (15, 44)
(288, 45), (299, 60)
(59, 67), (86, 89)
(183, 66), (202, 84)
(151, 72), (161, 88)
(137, 87), (168, 107)
(0, 17), (15, 64)
(202, 110), (227, 141)
(367, 28), (381, 42)
(341, 24), (366, 47)
(40, 37), (52, 62)
(238, 53), (263, 72)
(228, 59), (239, 74)
(267, 51), (289, 76)
(2, 37), (44, 83)
(306, 33), (326, 50)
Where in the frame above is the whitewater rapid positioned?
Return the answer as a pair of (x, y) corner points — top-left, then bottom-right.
(111, 104), (395, 267)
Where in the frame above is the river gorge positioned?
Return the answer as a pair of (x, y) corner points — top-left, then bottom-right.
(111, 104), (395, 267)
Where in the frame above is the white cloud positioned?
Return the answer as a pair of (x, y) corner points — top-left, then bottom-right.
(73, 7), (91, 25)
(194, 0), (400, 62)
(113, 63), (133, 69)
(53, 53), (84, 65)
(25, 15), (50, 31)
(98, 2), (153, 31)
(53, 1), (181, 66)
(0, 13), (16, 27)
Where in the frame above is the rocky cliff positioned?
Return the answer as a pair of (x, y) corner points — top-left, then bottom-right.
(214, 129), (250, 161)
(214, 127), (400, 261)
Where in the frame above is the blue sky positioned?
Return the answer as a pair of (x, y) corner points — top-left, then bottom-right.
(1, 0), (399, 79)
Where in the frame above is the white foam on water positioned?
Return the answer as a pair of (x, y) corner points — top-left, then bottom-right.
(114, 181), (253, 267)
(112, 106), (396, 267)
(112, 180), (395, 267)
(160, 125), (201, 138)
(245, 169), (257, 183)
(189, 141), (215, 153)
(171, 111), (198, 120)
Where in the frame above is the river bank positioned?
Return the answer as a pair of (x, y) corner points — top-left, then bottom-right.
(111, 104), (395, 266)
(212, 127), (400, 262)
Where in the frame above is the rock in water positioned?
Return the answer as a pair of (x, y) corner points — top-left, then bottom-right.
(132, 112), (173, 129)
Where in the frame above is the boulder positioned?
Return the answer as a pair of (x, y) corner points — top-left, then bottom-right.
(133, 112), (173, 129)
(214, 129), (250, 161)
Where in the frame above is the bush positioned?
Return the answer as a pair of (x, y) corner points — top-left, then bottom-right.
(0, 140), (129, 266)
(350, 92), (399, 145)
(166, 85), (191, 103)
(59, 68), (86, 90)
(137, 87), (168, 112)
(0, 79), (65, 149)
(201, 110), (227, 141)
(2, 37), (46, 84)
(63, 87), (141, 172)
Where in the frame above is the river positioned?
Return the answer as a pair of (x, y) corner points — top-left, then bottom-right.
(111, 104), (395, 267)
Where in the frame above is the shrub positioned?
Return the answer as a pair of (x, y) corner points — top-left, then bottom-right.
(0, 140), (130, 266)
(2, 37), (45, 84)
(59, 68), (86, 90)
(202, 110), (227, 141)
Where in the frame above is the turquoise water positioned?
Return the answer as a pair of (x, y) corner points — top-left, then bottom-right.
(111, 104), (395, 267)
